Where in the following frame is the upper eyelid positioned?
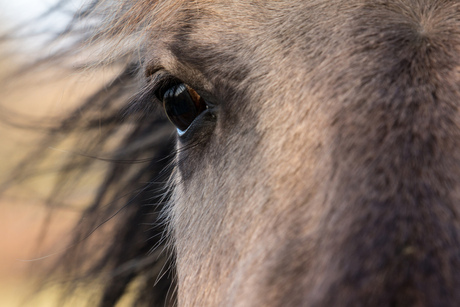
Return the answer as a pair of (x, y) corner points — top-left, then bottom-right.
(147, 70), (217, 108)
(148, 71), (174, 93)
(149, 71), (197, 99)
(146, 71), (180, 108)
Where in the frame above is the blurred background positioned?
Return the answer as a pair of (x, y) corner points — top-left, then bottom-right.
(0, 1), (108, 305)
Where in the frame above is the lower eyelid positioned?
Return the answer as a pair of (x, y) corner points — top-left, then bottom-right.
(177, 109), (216, 141)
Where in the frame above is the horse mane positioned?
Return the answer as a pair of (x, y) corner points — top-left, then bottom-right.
(2, 0), (188, 305)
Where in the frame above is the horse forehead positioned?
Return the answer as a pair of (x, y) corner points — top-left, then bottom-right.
(157, 1), (449, 88)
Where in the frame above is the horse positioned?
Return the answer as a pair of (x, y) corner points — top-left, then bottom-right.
(3, 0), (460, 306)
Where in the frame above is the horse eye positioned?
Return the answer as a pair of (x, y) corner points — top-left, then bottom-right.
(160, 83), (207, 134)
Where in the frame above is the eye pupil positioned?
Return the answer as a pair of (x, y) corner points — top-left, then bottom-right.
(162, 83), (207, 133)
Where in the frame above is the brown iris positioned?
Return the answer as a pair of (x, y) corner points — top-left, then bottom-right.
(162, 84), (207, 133)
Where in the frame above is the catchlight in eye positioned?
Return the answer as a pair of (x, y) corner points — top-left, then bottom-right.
(160, 83), (207, 134)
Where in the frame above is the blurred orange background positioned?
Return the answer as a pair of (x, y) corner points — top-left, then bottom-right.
(0, 2), (110, 305)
